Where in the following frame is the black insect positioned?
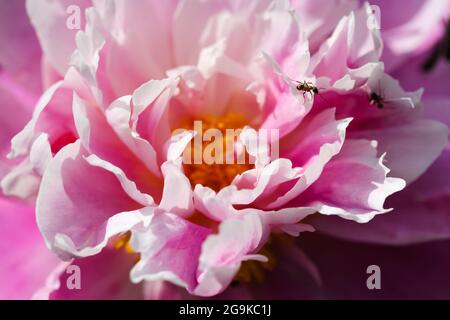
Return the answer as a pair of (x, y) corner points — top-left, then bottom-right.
(293, 79), (332, 106)
(369, 91), (384, 109)
(368, 80), (388, 109)
(295, 80), (319, 97)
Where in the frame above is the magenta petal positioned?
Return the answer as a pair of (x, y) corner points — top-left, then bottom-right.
(310, 145), (450, 245)
(297, 233), (450, 299)
(0, 0), (42, 96)
(0, 197), (60, 299)
(374, 0), (450, 69)
(130, 213), (212, 292)
(0, 0), (42, 180)
(50, 248), (143, 300)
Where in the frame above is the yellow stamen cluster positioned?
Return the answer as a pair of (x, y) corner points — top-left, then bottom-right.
(182, 113), (253, 192)
(113, 232), (139, 261)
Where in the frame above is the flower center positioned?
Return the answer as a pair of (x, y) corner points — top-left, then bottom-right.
(113, 232), (135, 253)
(181, 113), (253, 192)
(113, 232), (140, 262)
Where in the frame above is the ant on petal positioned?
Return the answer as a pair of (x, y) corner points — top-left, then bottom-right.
(293, 79), (331, 106)
(369, 91), (384, 109)
(295, 80), (319, 98)
(368, 80), (386, 109)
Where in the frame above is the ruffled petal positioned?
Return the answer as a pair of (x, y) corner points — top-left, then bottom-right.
(309, 3), (382, 89)
(26, 0), (92, 75)
(130, 213), (212, 293)
(296, 139), (405, 223)
(36, 140), (151, 259)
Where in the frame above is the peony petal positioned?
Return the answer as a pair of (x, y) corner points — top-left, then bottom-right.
(194, 214), (267, 296)
(130, 213), (212, 292)
(0, 0), (42, 95)
(73, 93), (163, 200)
(36, 140), (151, 259)
(0, 197), (61, 299)
(310, 145), (450, 245)
(49, 248), (143, 300)
(132, 78), (180, 160)
(8, 67), (93, 160)
(95, 0), (177, 97)
(291, 0), (357, 53)
(158, 130), (196, 217)
(1, 133), (52, 199)
(26, 0), (91, 76)
(158, 160), (194, 218)
(351, 119), (448, 184)
(316, 65), (449, 184)
(130, 212), (268, 297)
(105, 96), (160, 177)
(309, 3), (382, 88)
(296, 233), (450, 299)
(266, 108), (351, 209)
(297, 139), (405, 223)
(374, 0), (450, 69)
(194, 185), (315, 231)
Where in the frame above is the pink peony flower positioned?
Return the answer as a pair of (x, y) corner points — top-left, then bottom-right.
(0, 0), (449, 299)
